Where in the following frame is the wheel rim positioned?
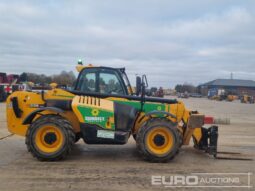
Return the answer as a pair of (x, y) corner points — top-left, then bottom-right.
(34, 125), (64, 154)
(145, 127), (174, 155)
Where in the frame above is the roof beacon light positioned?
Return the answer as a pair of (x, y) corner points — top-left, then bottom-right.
(78, 59), (83, 65)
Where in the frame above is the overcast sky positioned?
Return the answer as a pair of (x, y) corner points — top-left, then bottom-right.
(0, 0), (255, 88)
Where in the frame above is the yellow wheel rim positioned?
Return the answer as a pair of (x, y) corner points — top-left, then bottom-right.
(145, 127), (174, 156)
(34, 125), (64, 154)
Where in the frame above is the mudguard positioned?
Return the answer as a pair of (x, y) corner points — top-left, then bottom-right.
(145, 110), (176, 119)
(22, 107), (64, 125)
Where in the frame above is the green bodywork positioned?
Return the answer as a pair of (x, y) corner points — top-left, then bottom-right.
(76, 98), (170, 130)
(77, 106), (115, 130)
(114, 100), (169, 113)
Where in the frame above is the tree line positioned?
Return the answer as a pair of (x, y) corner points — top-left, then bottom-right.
(19, 71), (76, 86)
(175, 83), (199, 93)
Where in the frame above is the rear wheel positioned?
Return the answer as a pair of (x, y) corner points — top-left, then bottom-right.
(136, 118), (180, 162)
(25, 115), (75, 161)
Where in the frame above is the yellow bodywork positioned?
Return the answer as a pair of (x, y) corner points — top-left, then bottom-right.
(6, 65), (205, 148)
(71, 95), (115, 123)
(6, 87), (204, 146)
(6, 89), (80, 136)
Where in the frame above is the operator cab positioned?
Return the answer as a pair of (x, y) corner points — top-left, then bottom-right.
(75, 67), (130, 95)
(71, 60), (177, 105)
(74, 61), (134, 96)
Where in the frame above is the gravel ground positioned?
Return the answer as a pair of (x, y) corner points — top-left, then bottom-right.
(0, 97), (254, 191)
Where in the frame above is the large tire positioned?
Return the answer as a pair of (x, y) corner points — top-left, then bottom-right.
(136, 118), (180, 162)
(25, 115), (75, 161)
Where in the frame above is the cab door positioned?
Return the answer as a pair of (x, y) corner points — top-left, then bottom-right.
(75, 67), (128, 96)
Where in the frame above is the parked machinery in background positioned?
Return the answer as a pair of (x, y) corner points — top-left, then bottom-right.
(146, 87), (164, 98)
(226, 95), (238, 102)
(208, 88), (239, 102)
(150, 87), (157, 96)
(177, 91), (189, 98)
(241, 95), (254, 104)
(0, 72), (23, 102)
(189, 93), (202, 98)
(155, 87), (164, 97)
(208, 88), (226, 101)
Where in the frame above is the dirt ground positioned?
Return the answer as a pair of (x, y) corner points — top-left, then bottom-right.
(0, 97), (254, 191)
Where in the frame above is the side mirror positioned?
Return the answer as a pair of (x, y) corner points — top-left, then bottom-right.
(136, 76), (142, 96)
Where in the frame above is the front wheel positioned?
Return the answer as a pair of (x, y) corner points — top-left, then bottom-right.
(136, 118), (180, 162)
(25, 115), (75, 161)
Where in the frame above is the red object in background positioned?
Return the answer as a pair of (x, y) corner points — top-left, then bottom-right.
(204, 116), (214, 124)
(4, 85), (12, 93)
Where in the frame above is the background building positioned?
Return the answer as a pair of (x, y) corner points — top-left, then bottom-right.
(198, 79), (255, 96)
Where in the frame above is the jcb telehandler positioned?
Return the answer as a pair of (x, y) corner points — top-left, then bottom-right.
(6, 61), (218, 162)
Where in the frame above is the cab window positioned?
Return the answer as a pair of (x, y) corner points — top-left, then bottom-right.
(99, 72), (124, 95)
(76, 72), (96, 92)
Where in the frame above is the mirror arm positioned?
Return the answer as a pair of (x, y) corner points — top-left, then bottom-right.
(140, 80), (146, 111)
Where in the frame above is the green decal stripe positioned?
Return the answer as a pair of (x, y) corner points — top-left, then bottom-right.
(144, 103), (166, 113)
(114, 100), (167, 113)
(114, 100), (141, 109)
(77, 106), (115, 130)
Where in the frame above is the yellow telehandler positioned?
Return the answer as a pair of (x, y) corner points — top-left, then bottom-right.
(6, 61), (218, 162)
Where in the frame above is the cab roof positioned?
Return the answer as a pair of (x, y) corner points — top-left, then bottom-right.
(76, 64), (125, 73)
